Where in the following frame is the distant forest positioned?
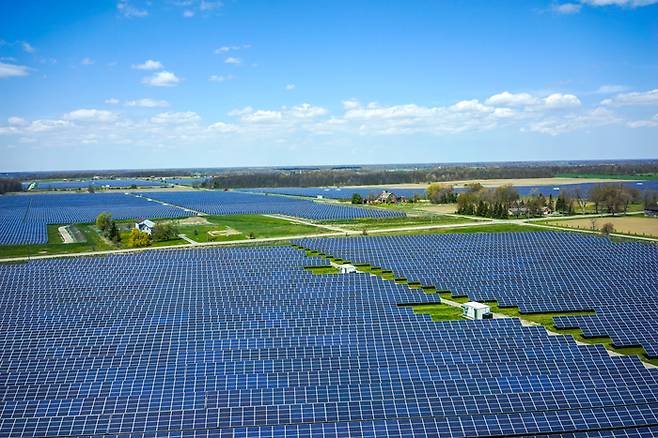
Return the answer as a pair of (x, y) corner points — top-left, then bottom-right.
(203, 162), (658, 189)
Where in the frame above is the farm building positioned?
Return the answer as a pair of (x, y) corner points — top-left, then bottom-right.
(135, 219), (155, 235)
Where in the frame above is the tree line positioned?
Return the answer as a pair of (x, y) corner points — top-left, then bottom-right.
(0, 179), (23, 194)
(202, 162), (658, 189)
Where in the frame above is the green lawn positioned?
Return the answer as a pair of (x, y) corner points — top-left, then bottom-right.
(179, 215), (330, 243)
(0, 224), (112, 259)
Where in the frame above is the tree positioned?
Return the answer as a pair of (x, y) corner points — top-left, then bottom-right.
(87, 186), (95, 193)
(427, 183), (456, 204)
(107, 222), (121, 243)
(601, 222), (614, 236)
(96, 212), (112, 233)
(351, 193), (363, 204)
(493, 185), (519, 209)
(151, 223), (179, 242)
(127, 229), (151, 248)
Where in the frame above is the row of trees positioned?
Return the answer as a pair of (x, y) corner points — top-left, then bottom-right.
(0, 178), (23, 194)
(202, 163), (658, 189)
(455, 184), (520, 219)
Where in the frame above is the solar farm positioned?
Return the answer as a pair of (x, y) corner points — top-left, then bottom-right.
(139, 191), (404, 221)
(296, 232), (658, 359)
(1, 244), (658, 437)
(0, 191), (403, 246)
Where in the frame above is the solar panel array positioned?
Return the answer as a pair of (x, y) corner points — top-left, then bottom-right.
(296, 232), (658, 359)
(244, 187), (428, 200)
(141, 191), (405, 221)
(1, 245), (657, 437)
(29, 179), (164, 190)
(243, 180), (658, 200)
(0, 193), (188, 245)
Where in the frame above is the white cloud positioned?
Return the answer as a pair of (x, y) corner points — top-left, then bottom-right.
(117, 0), (148, 18)
(288, 104), (328, 118)
(8, 117), (28, 126)
(142, 71), (181, 87)
(214, 44), (251, 54)
(105, 98), (121, 105)
(150, 111), (200, 125)
(627, 114), (658, 128)
(601, 89), (658, 106)
(21, 42), (36, 53)
(64, 109), (118, 123)
(126, 98), (169, 108)
(241, 110), (282, 123)
(80, 57), (94, 66)
(25, 119), (72, 133)
(596, 84), (629, 94)
(224, 57), (241, 65)
(581, 0), (658, 6)
(209, 74), (234, 82)
(552, 3), (583, 13)
(528, 107), (618, 135)
(543, 93), (581, 108)
(200, 0), (223, 11)
(0, 62), (30, 78)
(286, 84), (296, 91)
(450, 99), (493, 113)
(208, 121), (239, 133)
(486, 91), (539, 107)
(132, 59), (163, 70)
(183, 10), (195, 17)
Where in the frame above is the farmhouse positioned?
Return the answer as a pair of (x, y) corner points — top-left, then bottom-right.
(135, 219), (155, 235)
(645, 204), (658, 217)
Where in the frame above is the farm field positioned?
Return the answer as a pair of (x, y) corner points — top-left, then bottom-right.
(544, 215), (658, 237)
(344, 176), (639, 190)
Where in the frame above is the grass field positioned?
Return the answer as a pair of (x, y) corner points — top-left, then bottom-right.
(543, 215), (658, 237)
(323, 214), (477, 230)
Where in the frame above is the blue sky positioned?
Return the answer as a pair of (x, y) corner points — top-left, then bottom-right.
(1, 0), (657, 171)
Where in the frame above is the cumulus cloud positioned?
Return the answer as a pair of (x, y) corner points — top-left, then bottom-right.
(64, 109), (118, 122)
(105, 98), (120, 105)
(627, 114), (658, 128)
(486, 91), (539, 107)
(200, 0), (223, 11)
(183, 10), (195, 17)
(117, 0), (148, 18)
(286, 84), (296, 91)
(224, 57), (241, 65)
(80, 57), (94, 65)
(126, 98), (169, 108)
(8, 117), (28, 126)
(142, 71), (181, 87)
(0, 62), (30, 78)
(601, 89), (658, 106)
(543, 93), (581, 108)
(132, 59), (163, 70)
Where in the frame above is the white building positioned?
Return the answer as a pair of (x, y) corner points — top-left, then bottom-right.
(461, 301), (491, 320)
(135, 219), (155, 235)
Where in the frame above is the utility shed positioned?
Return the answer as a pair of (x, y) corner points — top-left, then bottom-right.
(462, 301), (491, 320)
